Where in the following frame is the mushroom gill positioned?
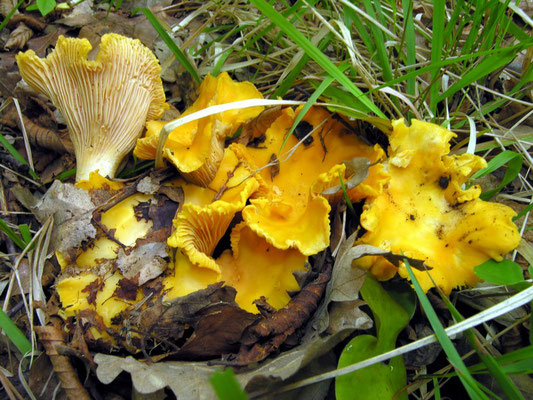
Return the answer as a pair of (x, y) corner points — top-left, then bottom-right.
(16, 34), (167, 181)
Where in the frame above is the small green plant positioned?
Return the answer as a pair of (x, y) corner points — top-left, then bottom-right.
(210, 368), (248, 400)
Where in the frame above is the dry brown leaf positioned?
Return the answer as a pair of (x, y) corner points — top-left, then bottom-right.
(0, 0), (16, 17)
(4, 22), (33, 50)
(27, 27), (67, 57)
(321, 157), (371, 195)
(116, 242), (167, 285)
(32, 181), (97, 252)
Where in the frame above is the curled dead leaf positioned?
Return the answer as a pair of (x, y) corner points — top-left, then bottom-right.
(4, 22), (33, 50)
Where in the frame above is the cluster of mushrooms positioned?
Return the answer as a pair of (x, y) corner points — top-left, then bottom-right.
(16, 34), (520, 349)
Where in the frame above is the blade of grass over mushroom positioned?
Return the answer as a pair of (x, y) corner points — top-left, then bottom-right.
(437, 291), (526, 400)
(134, 7), (201, 85)
(467, 150), (523, 201)
(338, 171), (355, 215)
(266, 285), (533, 396)
(154, 99), (303, 168)
(250, 0), (385, 118)
(403, 259), (489, 400)
(0, 309), (32, 356)
(0, 133), (39, 181)
(279, 72), (337, 152)
(209, 369), (248, 400)
(0, 218), (29, 251)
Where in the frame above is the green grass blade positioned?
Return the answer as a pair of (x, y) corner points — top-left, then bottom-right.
(370, 42), (529, 100)
(362, 0), (393, 82)
(212, 48), (234, 77)
(343, 4), (374, 54)
(401, 0), (416, 97)
(279, 73), (336, 152)
(461, 1), (486, 56)
(338, 172), (355, 215)
(469, 346), (533, 374)
(429, 0), (445, 115)
(0, 0), (24, 31)
(0, 132), (40, 181)
(250, 0), (384, 118)
(513, 203), (533, 222)
(468, 150), (523, 200)
(210, 368), (248, 400)
(18, 224), (31, 245)
(437, 43), (530, 104)
(443, 0), (465, 39)
(403, 259), (489, 399)
(0, 218), (28, 250)
(271, 32), (333, 98)
(133, 7), (201, 85)
(56, 168), (77, 181)
(437, 291), (525, 400)
(0, 308), (32, 355)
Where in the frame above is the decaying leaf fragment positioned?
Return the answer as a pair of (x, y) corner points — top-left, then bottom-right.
(32, 180), (97, 252)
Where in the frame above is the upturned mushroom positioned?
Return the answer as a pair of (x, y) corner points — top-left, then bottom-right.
(16, 34), (167, 181)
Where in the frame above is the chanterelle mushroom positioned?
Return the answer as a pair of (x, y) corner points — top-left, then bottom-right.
(353, 119), (521, 293)
(16, 34), (167, 181)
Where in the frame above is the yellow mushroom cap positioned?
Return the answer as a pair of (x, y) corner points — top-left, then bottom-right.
(164, 224), (307, 313)
(354, 119), (521, 293)
(233, 106), (385, 255)
(167, 148), (259, 273)
(134, 72), (264, 186)
(56, 269), (142, 329)
(217, 223), (307, 313)
(16, 34), (167, 181)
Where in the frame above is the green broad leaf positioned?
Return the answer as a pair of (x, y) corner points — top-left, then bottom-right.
(474, 259), (525, 286)
(477, 150), (522, 200)
(36, 0), (55, 16)
(133, 8), (201, 85)
(382, 280), (417, 321)
(210, 368), (248, 400)
(336, 275), (409, 400)
(249, 0), (385, 118)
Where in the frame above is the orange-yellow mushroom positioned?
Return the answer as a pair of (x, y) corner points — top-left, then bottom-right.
(16, 34), (167, 181)
(353, 119), (521, 293)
